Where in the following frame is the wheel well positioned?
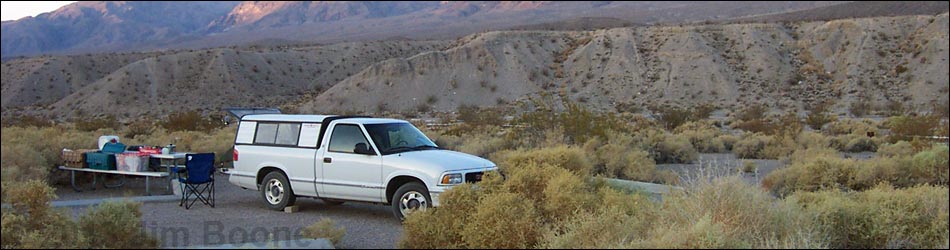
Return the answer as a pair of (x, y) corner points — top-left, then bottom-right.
(386, 176), (426, 204)
(257, 167), (285, 186)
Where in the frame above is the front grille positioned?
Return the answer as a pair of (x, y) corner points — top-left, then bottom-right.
(465, 172), (484, 183)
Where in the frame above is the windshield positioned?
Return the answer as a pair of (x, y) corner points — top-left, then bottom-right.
(364, 123), (439, 155)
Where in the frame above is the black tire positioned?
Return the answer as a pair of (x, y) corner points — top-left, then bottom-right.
(321, 198), (345, 206)
(391, 182), (431, 220)
(260, 172), (295, 211)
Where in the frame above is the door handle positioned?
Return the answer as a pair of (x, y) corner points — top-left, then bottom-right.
(323, 157), (332, 163)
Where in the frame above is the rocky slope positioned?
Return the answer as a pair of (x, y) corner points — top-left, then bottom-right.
(2, 14), (947, 120)
(298, 13), (949, 115)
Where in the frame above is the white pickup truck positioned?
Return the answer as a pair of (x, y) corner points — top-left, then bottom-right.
(227, 113), (496, 219)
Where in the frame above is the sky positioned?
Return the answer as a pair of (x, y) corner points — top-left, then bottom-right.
(1, 1), (75, 21)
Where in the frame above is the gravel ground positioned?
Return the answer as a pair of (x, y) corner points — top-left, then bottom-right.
(57, 173), (403, 249)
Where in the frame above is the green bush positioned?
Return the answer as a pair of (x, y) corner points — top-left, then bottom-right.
(456, 105), (507, 127)
(650, 103), (716, 130)
(843, 136), (879, 153)
(764, 145), (949, 196)
(160, 111), (223, 132)
(877, 141), (915, 158)
(805, 104), (837, 130)
(674, 120), (726, 153)
(79, 201), (160, 249)
(718, 134), (740, 151)
(75, 115), (120, 132)
(302, 218), (346, 245)
(461, 192), (542, 248)
(583, 131), (661, 182)
(912, 145), (949, 186)
(825, 118), (879, 136)
(734, 134), (771, 159)
(2, 180), (159, 249)
(762, 156), (856, 196)
(1, 180), (85, 249)
(493, 146), (594, 177)
(789, 184), (949, 249)
(1, 115), (53, 128)
(655, 134), (698, 164)
(886, 115), (941, 142)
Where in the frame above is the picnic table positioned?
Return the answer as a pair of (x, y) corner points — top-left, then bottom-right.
(58, 152), (192, 196)
(58, 166), (169, 196)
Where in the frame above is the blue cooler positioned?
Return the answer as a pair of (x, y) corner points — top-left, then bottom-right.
(85, 142), (126, 170)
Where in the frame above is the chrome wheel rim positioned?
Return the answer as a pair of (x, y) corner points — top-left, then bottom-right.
(265, 179), (284, 205)
(399, 191), (428, 217)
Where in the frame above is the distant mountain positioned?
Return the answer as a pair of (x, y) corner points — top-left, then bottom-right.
(1, 1), (240, 56)
(730, 1), (949, 23)
(2, 1), (849, 58)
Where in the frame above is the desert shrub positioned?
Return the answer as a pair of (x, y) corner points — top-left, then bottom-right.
(1, 126), (101, 184)
(736, 105), (768, 122)
(399, 184), (481, 249)
(1, 115), (53, 128)
(825, 118), (879, 136)
(160, 111), (222, 132)
(763, 156), (856, 196)
(789, 184), (949, 249)
(456, 105), (507, 127)
(877, 141), (915, 158)
(493, 146), (593, 177)
(718, 134), (739, 151)
(849, 99), (872, 117)
(461, 192), (542, 248)
(123, 119), (155, 139)
(302, 218), (346, 246)
(1, 180), (86, 249)
(584, 131), (660, 182)
(885, 115), (941, 142)
(78, 201), (160, 248)
(805, 102), (837, 130)
(1, 144), (50, 184)
(806, 112), (837, 131)
(74, 115), (119, 132)
(765, 145), (949, 195)
(795, 131), (833, 150)
(733, 118), (779, 135)
(541, 189), (657, 249)
(741, 160), (757, 173)
(734, 134), (771, 159)
(514, 103), (625, 145)
(650, 103), (716, 130)
(2, 181), (158, 249)
(843, 135), (879, 153)
(912, 145), (949, 186)
(633, 177), (825, 249)
(655, 134), (698, 164)
(674, 120), (726, 153)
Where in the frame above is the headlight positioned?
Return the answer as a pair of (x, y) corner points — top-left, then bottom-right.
(440, 173), (463, 185)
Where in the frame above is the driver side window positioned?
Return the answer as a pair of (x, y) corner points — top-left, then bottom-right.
(328, 124), (371, 154)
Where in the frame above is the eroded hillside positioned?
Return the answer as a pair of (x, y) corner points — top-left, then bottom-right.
(299, 13), (949, 115)
(2, 14), (947, 119)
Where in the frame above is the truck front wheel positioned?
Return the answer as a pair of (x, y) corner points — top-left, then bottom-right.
(261, 172), (296, 211)
(391, 182), (431, 220)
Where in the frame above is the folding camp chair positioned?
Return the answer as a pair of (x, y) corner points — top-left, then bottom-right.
(173, 153), (215, 209)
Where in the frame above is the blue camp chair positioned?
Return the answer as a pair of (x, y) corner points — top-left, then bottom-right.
(173, 153), (215, 209)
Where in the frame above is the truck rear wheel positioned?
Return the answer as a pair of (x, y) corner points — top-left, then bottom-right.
(261, 172), (295, 211)
(391, 182), (430, 220)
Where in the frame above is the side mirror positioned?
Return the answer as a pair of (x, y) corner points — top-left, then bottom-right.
(354, 143), (374, 155)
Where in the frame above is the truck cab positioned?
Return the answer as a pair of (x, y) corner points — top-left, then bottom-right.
(227, 114), (496, 219)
